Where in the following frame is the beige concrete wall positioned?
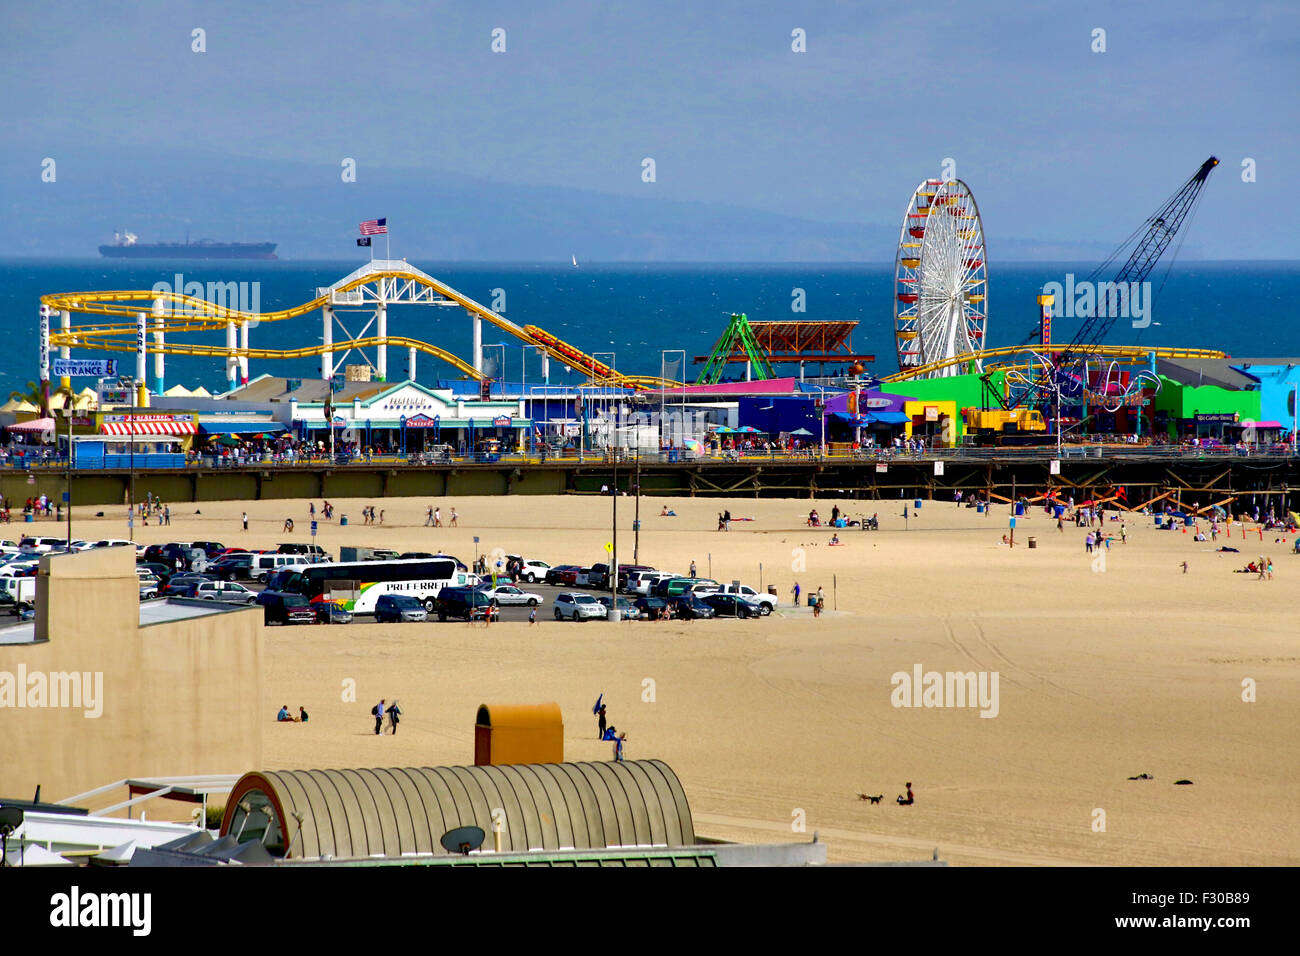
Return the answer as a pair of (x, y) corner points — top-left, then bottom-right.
(0, 546), (262, 809)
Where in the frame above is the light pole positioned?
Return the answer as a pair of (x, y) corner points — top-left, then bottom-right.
(128, 378), (136, 540)
(485, 343), (507, 397)
(63, 406), (73, 546)
(593, 351), (617, 456)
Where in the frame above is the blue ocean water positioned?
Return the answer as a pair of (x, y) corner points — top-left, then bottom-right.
(0, 258), (1296, 396)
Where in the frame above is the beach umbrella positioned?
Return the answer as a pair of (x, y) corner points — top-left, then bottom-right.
(682, 438), (704, 454)
(790, 428), (813, 436)
(215, 435), (241, 447)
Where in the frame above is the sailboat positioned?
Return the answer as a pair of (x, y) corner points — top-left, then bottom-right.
(571, 254), (578, 268)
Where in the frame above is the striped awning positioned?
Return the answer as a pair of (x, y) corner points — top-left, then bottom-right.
(100, 420), (198, 436)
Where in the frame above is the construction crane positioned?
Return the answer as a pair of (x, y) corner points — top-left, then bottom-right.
(1055, 156), (1219, 371)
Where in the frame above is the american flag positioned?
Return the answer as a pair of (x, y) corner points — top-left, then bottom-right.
(359, 218), (387, 235)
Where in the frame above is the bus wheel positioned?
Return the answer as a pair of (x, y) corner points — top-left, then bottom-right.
(423, 598), (436, 613)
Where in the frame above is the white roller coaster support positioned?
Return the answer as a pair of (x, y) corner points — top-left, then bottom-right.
(377, 301), (387, 380)
(153, 304), (166, 395)
(225, 320), (238, 388)
(137, 312), (148, 385)
(409, 346), (417, 381)
(472, 315), (482, 374)
(322, 306), (334, 380)
(59, 310), (71, 390)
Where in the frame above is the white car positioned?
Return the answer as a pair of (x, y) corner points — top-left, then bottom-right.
(138, 574), (161, 600)
(480, 585), (543, 607)
(514, 560), (551, 584)
(553, 592), (606, 621)
(92, 539), (138, 552)
(632, 571), (675, 596)
(0, 539), (20, 555)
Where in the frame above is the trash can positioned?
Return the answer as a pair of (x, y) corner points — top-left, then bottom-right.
(976, 504), (985, 514)
(807, 595), (818, 607)
(767, 585), (777, 596)
(340, 515), (348, 526)
(1028, 537), (1037, 549)
(1015, 502), (1025, 516)
(24, 513), (33, 523)
(1154, 515), (1164, 528)
(632, 519), (641, 531)
(913, 498), (923, 510)
(1054, 505), (1065, 518)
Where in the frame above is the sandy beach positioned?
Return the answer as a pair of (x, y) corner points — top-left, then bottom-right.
(58, 490), (1300, 866)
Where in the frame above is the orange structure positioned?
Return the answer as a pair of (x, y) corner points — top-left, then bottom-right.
(474, 702), (564, 766)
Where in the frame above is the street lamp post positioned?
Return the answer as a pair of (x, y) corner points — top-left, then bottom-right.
(660, 349), (686, 456)
(64, 407), (73, 546)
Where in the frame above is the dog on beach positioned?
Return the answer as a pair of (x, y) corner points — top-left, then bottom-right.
(858, 793), (883, 804)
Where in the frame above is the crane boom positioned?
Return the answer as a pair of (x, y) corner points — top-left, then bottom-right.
(1057, 156), (1218, 367)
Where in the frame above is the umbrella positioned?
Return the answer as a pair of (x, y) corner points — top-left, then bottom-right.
(214, 435), (241, 447)
(790, 428), (814, 436)
(682, 438), (705, 454)
(737, 425), (765, 433)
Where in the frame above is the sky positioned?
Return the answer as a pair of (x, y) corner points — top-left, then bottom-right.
(1, 0), (1295, 258)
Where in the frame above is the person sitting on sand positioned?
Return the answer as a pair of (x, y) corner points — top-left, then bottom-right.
(829, 533), (841, 546)
(659, 505), (676, 516)
(277, 705), (297, 723)
(897, 782), (914, 806)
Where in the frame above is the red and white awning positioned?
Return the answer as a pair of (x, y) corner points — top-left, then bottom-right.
(100, 420), (197, 436)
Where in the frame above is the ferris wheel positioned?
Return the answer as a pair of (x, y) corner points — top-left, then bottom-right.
(893, 178), (988, 377)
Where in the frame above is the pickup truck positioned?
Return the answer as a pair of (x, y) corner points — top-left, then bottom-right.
(696, 582), (777, 613)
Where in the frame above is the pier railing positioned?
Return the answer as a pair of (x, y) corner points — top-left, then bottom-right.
(1, 442), (1296, 472)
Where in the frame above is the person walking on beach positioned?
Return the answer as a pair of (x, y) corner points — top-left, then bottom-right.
(449, 508), (458, 527)
(242, 511), (248, 532)
(529, 605), (537, 626)
(597, 702), (607, 739)
(817, 585), (825, 611)
(1120, 522), (1128, 544)
(372, 699), (386, 735)
(387, 700), (402, 735)
(425, 505), (434, 526)
(434, 506), (441, 527)
(1085, 531), (1094, 553)
(689, 559), (697, 578)
(792, 582), (801, 607)
(164, 504), (171, 525)
(613, 731), (627, 762)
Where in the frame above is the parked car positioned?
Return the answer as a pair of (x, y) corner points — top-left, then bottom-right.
(478, 585), (543, 607)
(653, 577), (716, 599)
(192, 580), (258, 605)
(277, 543), (329, 559)
(616, 565), (655, 592)
(375, 594), (429, 623)
(0, 539), (22, 555)
(596, 595), (637, 619)
(314, 600), (354, 625)
(700, 593), (758, 618)
(553, 592), (606, 621)
(138, 573), (162, 599)
(671, 595), (717, 620)
(250, 553), (305, 583)
(256, 591), (315, 626)
(545, 565), (580, 586)
(191, 541), (227, 558)
(1, 576), (37, 611)
(585, 563), (610, 589)
(435, 587), (499, 622)
(19, 536), (68, 554)
(630, 571), (674, 596)
(162, 573), (216, 597)
(698, 583), (776, 613)
(632, 596), (671, 620)
(210, 553), (256, 581)
(136, 561), (174, 586)
(511, 558), (551, 584)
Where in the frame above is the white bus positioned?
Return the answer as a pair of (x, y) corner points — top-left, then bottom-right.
(266, 557), (474, 615)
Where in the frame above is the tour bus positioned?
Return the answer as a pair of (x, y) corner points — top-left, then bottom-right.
(266, 557), (474, 615)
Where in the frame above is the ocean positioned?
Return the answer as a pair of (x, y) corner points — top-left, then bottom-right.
(1, 258), (1296, 396)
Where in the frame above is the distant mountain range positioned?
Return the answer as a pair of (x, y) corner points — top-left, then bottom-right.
(3, 146), (1142, 262)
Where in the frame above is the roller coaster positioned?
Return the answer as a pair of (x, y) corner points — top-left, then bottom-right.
(39, 260), (674, 394)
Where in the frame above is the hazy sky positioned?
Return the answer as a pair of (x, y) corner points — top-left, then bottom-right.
(2, 0), (1296, 257)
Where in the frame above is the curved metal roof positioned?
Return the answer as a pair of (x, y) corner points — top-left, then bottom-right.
(222, 760), (693, 859)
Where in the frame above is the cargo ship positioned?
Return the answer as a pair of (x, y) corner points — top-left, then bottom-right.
(99, 231), (278, 260)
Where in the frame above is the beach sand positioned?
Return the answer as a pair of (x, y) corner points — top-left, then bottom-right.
(63, 490), (1300, 865)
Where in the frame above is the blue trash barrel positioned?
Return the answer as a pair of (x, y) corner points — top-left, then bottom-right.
(1054, 505), (1065, 518)
(976, 503), (985, 514)
(24, 513), (33, 523)
(1184, 516), (1194, 526)
(340, 515), (348, 526)
(1015, 502), (1025, 516)
(913, 499), (923, 509)
(1155, 515), (1164, 527)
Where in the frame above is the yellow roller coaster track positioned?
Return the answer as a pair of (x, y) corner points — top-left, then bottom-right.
(880, 343), (1229, 382)
(41, 270), (679, 391)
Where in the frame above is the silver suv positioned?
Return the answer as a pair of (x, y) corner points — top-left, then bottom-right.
(553, 592), (606, 621)
(193, 580), (258, 605)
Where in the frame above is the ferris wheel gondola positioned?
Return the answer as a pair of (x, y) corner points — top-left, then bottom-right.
(893, 179), (989, 377)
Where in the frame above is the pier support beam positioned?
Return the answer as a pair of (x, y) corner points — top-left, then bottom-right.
(59, 310), (71, 391)
(225, 320), (238, 390)
(153, 310), (166, 395)
(472, 315), (483, 373)
(322, 306), (334, 380)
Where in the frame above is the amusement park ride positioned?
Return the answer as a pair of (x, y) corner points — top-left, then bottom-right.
(37, 259), (671, 408)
